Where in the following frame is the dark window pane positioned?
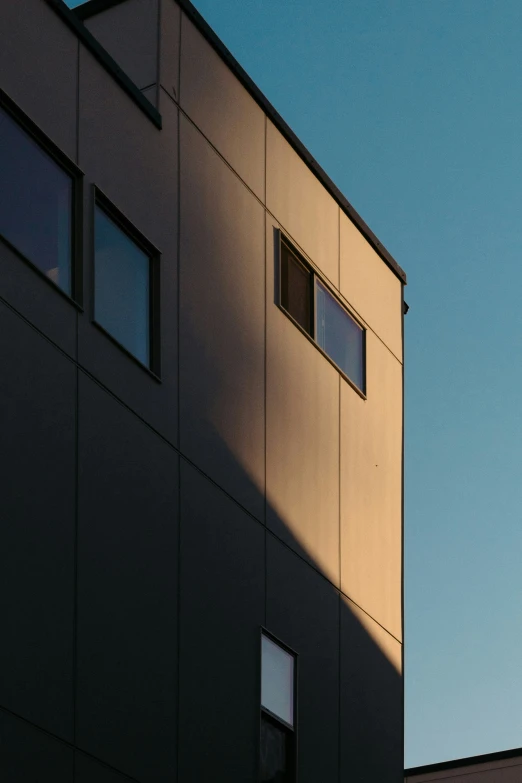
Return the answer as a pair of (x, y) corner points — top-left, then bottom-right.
(260, 714), (293, 783)
(316, 280), (364, 390)
(94, 206), (151, 366)
(0, 105), (72, 294)
(280, 243), (312, 334)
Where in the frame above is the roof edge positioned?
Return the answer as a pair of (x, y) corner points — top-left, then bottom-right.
(74, 0), (407, 284)
(406, 746), (522, 777)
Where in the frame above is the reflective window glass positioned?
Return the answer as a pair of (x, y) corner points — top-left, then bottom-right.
(261, 634), (294, 727)
(280, 243), (312, 334)
(316, 280), (364, 390)
(94, 206), (151, 366)
(0, 105), (73, 294)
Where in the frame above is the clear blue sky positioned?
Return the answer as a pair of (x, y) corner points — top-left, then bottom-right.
(70, 0), (522, 768)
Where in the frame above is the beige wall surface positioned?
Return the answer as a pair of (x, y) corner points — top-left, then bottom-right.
(406, 756), (522, 782)
(266, 222), (341, 587)
(266, 120), (339, 287)
(180, 13), (265, 201)
(341, 211), (403, 361)
(179, 115), (266, 520)
(341, 331), (403, 641)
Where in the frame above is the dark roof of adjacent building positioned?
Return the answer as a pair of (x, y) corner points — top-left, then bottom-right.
(46, 0), (407, 284)
(406, 746), (522, 777)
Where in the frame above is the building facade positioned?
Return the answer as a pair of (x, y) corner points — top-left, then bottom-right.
(406, 748), (522, 783)
(0, 0), (406, 780)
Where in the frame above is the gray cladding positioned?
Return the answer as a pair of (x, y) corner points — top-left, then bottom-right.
(178, 462), (265, 782)
(340, 607), (403, 782)
(76, 374), (178, 782)
(0, 711), (74, 783)
(0, 240), (77, 359)
(0, 302), (76, 740)
(0, 1), (403, 781)
(75, 752), (137, 782)
(266, 536), (340, 783)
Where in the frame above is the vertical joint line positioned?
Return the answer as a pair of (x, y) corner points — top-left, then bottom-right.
(72, 357), (79, 747)
(338, 590), (341, 782)
(156, 0), (162, 110)
(263, 113), (268, 627)
(338, 374), (341, 587)
(175, 13), (182, 782)
(76, 40), (80, 166)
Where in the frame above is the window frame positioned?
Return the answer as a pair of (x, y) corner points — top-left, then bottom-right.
(92, 185), (161, 379)
(259, 628), (298, 783)
(277, 231), (366, 398)
(0, 88), (83, 306)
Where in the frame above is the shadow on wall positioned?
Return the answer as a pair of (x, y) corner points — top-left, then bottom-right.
(178, 124), (403, 782)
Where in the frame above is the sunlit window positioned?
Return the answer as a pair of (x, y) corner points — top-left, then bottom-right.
(279, 235), (365, 393)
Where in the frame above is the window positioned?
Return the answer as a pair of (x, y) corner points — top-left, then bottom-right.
(0, 102), (76, 295)
(94, 193), (159, 372)
(280, 241), (312, 334)
(260, 632), (297, 783)
(279, 235), (365, 394)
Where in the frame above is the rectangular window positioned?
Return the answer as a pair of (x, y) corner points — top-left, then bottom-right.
(279, 235), (365, 394)
(94, 194), (159, 372)
(0, 102), (75, 295)
(260, 632), (297, 783)
(316, 280), (365, 391)
(280, 241), (312, 335)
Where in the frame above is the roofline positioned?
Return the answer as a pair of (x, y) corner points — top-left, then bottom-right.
(406, 746), (522, 776)
(74, 0), (407, 284)
(45, 0), (162, 128)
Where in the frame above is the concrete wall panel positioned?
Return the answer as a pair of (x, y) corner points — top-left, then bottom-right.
(266, 121), (339, 286)
(340, 211), (403, 361)
(0, 0), (77, 159)
(76, 374), (178, 783)
(84, 0), (160, 91)
(78, 47), (178, 445)
(160, 0), (181, 103)
(180, 14), (265, 201)
(340, 596), (403, 783)
(0, 240), (77, 359)
(179, 116), (265, 519)
(0, 711), (73, 783)
(340, 330), (402, 640)
(75, 752), (136, 783)
(0, 303), (75, 740)
(179, 462), (264, 783)
(266, 536), (339, 783)
(266, 220), (340, 586)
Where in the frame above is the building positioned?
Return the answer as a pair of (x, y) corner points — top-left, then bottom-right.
(0, 0), (406, 780)
(406, 748), (522, 782)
